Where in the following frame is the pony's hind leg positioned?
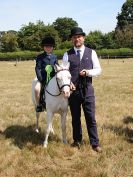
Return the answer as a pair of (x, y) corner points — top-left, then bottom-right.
(35, 112), (40, 133)
(43, 112), (53, 148)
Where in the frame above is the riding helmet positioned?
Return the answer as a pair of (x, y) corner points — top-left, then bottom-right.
(41, 36), (55, 47)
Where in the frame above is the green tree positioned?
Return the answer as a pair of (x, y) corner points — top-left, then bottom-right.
(53, 17), (78, 41)
(102, 31), (116, 49)
(18, 21), (59, 51)
(115, 25), (133, 48)
(0, 31), (18, 52)
(115, 0), (133, 48)
(58, 40), (72, 49)
(85, 30), (104, 49)
(116, 0), (133, 29)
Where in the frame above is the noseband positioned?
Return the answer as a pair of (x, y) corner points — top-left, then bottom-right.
(46, 69), (71, 96)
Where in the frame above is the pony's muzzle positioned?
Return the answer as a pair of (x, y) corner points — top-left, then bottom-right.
(62, 90), (70, 98)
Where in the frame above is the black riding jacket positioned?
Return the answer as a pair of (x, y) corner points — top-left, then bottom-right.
(35, 52), (58, 84)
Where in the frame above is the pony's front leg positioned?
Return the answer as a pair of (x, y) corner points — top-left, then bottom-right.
(35, 112), (40, 133)
(61, 112), (67, 144)
(50, 124), (54, 135)
(43, 112), (53, 148)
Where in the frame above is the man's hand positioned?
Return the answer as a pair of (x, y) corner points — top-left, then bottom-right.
(80, 69), (89, 77)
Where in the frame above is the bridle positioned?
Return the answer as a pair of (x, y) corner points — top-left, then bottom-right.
(45, 69), (71, 96)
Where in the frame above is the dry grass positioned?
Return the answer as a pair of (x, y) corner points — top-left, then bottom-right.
(0, 59), (133, 177)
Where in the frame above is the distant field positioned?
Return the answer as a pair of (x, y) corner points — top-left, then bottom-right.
(0, 59), (133, 177)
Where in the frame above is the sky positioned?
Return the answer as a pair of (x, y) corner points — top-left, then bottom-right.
(0, 0), (126, 34)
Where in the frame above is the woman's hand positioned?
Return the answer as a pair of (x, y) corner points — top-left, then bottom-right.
(70, 82), (76, 92)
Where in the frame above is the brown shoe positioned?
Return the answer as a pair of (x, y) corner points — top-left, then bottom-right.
(92, 146), (102, 153)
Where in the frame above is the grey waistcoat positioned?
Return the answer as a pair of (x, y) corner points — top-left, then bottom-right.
(67, 47), (93, 86)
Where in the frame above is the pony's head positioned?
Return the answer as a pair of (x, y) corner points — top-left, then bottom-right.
(54, 62), (71, 98)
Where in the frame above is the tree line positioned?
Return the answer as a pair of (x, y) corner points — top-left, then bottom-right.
(0, 0), (132, 52)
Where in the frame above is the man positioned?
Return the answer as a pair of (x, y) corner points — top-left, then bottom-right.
(62, 27), (102, 152)
(35, 36), (58, 112)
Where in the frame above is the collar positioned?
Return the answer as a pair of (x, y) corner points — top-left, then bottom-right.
(74, 45), (85, 54)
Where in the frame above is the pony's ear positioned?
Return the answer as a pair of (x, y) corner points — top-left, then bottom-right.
(54, 64), (60, 72)
(61, 61), (70, 69)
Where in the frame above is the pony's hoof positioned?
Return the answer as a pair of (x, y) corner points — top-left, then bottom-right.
(63, 140), (68, 144)
(35, 129), (39, 133)
(43, 143), (48, 148)
(50, 130), (55, 135)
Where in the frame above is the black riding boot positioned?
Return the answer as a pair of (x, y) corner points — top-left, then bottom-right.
(36, 85), (46, 112)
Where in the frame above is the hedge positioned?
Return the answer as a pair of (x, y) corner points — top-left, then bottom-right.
(0, 51), (39, 61)
(0, 48), (133, 61)
(97, 48), (133, 58)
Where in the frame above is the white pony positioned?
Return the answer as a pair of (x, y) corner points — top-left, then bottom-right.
(32, 62), (71, 148)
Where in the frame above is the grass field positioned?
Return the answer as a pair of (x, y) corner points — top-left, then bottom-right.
(0, 59), (133, 177)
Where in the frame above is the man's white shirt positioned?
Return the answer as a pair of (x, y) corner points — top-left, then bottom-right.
(62, 45), (102, 77)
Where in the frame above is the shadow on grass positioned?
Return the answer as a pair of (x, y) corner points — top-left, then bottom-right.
(0, 124), (60, 149)
(104, 116), (133, 144)
(123, 116), (133, 124)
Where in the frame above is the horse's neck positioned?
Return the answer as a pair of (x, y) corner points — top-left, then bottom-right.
(46, 76), (59, 94)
